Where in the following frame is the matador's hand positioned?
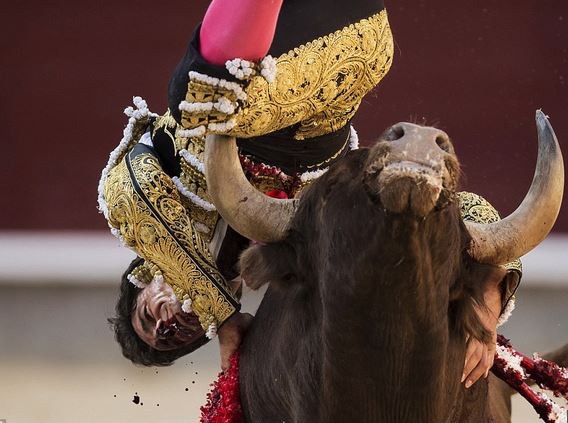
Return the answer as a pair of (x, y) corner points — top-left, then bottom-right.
(218, 312), (253, 371)
(462, 328), (497, 388)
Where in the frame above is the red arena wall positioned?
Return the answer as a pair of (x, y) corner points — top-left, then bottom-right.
(2, 0), (567, 231)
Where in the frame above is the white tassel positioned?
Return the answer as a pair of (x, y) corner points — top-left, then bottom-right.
(260, 55), (277, 83)
(152, 272), (164, 284)
(226, 58), (255, 80)
(181, 298), (193, 314)
(215, 97), (236, 114)
(127, 273), (147, 289)
(349, 125), (360, 150)
(206, 322), (218, 340)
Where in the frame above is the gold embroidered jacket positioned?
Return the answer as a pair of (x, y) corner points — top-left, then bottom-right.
(100, 10), (395, 338)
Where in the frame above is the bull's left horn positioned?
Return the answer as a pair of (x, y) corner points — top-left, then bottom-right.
(466, 110), (564, 265)
(204, 134), (297, 242)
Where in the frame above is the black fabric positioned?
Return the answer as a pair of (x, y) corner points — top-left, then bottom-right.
(168, 0), (385, 130)
(150, 121), (182, 177)
(269, 0), (384, 56)
(168, 25), (239, 124)
(215, 226), (250, 281)
(500, 270), (521, 317)
(237, 123), (352, 175)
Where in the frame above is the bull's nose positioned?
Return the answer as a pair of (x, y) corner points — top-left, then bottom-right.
(385, 122), (453, 156)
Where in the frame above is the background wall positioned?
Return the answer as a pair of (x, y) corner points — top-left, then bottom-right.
(1, 0), (567, 230)
(1, 0), (566, 422)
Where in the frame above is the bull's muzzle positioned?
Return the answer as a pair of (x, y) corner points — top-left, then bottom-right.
(365, 122), (459, 217)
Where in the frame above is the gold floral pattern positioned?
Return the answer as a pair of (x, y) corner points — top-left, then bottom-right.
(181, 10), (394, 140)
(104, 149), (238, 330)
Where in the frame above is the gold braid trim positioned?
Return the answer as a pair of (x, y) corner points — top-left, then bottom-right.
(104, 151), (237, 330)
(152, 110), (218, 239)
(181, 10), (394, 140)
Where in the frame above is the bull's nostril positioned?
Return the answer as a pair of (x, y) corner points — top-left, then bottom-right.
(384, 125), (405, 141)
(435, 135), (451, 152)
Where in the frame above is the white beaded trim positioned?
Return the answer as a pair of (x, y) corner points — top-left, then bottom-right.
(178, 96), (236, 115)
(215, 97), (236, 114)
(179, 149), (205, 173)
(152, 272), (164, 285)
(300, 168), (328, 183)
(176, 125), (207, 139)
(97, 96), (157, 228)
(109, 228), (128, 248)
(298, 125), (359, 183)
(172, 176), (216, 212)
(127, 269), (163, 289)
(349, 125), (360, 150)
(497, 296), (516, 327)
(208, 119), (236, 132)
(188, 71), (247, 101)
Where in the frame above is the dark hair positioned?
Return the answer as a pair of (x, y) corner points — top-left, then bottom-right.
(108, 258), (207, 366)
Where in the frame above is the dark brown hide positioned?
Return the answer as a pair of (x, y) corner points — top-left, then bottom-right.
(239, 136), (507, 423)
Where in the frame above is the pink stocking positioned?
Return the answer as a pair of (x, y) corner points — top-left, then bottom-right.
(200, 0), (284, 65)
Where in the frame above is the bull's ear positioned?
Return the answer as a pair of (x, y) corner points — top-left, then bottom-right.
(450, 258), (508, 342)
(239, 241), (298, 290)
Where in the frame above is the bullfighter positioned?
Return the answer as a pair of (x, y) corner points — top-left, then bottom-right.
(98, 0), (520, 391)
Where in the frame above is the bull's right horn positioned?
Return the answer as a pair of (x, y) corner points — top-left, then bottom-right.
(204, 134), (298, 242)
(466, 110), (564, 265)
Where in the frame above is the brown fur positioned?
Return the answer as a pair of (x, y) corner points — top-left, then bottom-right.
(239, 139), (507, 422)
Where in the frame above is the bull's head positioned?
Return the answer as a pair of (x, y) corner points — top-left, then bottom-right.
(205, 111), (563, 268)
(212, 114), (563, 422)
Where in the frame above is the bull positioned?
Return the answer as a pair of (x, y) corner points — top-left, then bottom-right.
(203, 111), (564, 422)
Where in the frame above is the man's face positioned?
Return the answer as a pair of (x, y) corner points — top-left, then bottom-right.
(131, 276), (199, 350)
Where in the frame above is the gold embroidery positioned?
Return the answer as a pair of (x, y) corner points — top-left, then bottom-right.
(104, 152), (237, 329)
(181, 132), (206, 159)
(181, 10), (394, 140)
(153, 110), (192, 153)
(183, 81), (240, 130)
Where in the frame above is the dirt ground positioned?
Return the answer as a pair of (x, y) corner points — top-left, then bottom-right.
(0, 285), (565, 422)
